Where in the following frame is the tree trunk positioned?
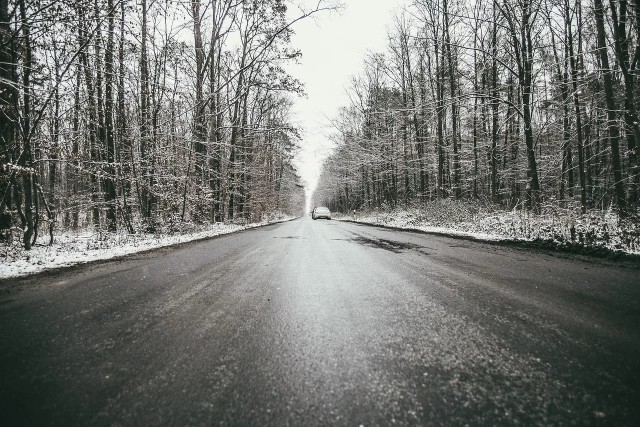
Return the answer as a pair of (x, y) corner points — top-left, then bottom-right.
(192, 0), (207, 221)
(434, 31), (445, 199)
(443, 0), (461, 199)
(491, 5), (499, 202)
(104, 0), (117, 231)
(566, 0), (587, 212)
(608, 0), (639, 207)
(513, 0), (542, 211)
(594, 0), (627, 215)
(19, 0), (34, 249)
(0, 0), (18, 214)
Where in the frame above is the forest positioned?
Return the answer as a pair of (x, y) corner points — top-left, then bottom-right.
(315, 0), (640, 234)
(0, 0), (326, 250)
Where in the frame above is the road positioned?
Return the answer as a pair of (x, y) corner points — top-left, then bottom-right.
(1, 218), (639, 425)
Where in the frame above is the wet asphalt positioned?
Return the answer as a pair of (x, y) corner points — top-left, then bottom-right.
(0, 218), (639, 426)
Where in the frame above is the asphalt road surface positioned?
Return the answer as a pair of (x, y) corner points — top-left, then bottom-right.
(1, 218), (639, 426)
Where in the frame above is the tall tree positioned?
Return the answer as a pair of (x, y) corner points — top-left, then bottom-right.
(18, 0), (34, 248)
(0, 0), (18, 216)
(104, 0), (117, 230)
(594, 0), (627, 215)
(499, 0), (542, 211)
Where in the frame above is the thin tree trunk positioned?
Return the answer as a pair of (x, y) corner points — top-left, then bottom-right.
(548, 12), (572, 204)
(139, 0), (152, 223)
(76, 6), (101, 228)
(192, 0), (207, 220)
(104, 0), (117, 231)
(443, 0), (460, 199)
(566, 0), (587, 212)
(19, 0), (34, 249)
(434, 30), (445, 199)
(118, 0), (134, 233)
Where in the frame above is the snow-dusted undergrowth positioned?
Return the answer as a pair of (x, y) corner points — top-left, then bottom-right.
(338, 200), (640, 256)
(0, 213), (295, 279)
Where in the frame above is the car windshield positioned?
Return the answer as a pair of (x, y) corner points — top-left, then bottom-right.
(316, 207), (329, 213)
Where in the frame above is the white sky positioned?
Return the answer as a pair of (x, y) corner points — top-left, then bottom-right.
(287, 0), (409, 202)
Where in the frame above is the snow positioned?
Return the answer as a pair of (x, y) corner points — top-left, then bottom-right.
(336, 201), (640, 256)
(0, 215), (295, 280)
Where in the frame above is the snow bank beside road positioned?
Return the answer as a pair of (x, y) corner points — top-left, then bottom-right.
(336, 201), (640, 256)
(0, 216), (295, 279)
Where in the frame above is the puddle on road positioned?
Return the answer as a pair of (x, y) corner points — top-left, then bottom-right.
(351, 236), (424, 254)
(274, 234), (427, 254)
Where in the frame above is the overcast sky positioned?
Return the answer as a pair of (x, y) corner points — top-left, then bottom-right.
(287, 0), (409, 200)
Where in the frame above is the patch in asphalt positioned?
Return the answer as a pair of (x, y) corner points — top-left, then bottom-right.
(351, 236), (423, 253)
(273, 236), (304, 239)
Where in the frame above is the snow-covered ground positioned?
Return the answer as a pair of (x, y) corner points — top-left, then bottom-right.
(0, 215), (295, 279)
(335, 200), (640, 256)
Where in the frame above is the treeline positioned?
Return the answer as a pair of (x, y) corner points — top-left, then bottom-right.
(0, 0), (323, 249)
(315, 0), (639, 219)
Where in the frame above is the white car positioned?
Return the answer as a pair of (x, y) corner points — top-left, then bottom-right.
(312, 206), (331, 220)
